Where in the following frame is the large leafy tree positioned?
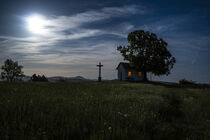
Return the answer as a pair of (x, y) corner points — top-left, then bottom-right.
(117, 30), (176, 81)
(1, 59), (24, 82)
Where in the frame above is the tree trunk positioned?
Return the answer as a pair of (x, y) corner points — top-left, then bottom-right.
(9, 77), (12, 82)
(143, 71), (148, 82)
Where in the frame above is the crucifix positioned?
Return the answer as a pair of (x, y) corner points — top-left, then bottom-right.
(97, 62), (103, 82)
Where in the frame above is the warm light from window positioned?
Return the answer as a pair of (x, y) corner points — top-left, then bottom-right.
(128, 72), (131, 77)
(138, 72), (142, 77)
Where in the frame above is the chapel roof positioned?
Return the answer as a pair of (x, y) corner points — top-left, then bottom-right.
(116, 62), (136, 71)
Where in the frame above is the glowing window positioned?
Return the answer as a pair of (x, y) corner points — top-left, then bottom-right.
(128, 72), (131, 77)
(138, 72), (142, 77)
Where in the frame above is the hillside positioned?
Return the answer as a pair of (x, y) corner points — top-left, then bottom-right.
(0, 82), (209, 139)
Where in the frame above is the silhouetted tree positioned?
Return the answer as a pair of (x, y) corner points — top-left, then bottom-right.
(41, 75), (48, 82)
(31, 74), (48, 82)
(117, 30), (176, 81)
(1, 59), (24, 82)
(31, 74), (38, 81)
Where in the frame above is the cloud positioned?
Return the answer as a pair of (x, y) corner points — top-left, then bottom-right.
(102, 22), (135, 38)
(134, 15), (210, 53)
(49, 5), (143, 31)
(16, 5), (143, 39)
(47, 5), (143, 40)
(0, 5), (142, 67)
(138, 16), (189, 34)
(0, 5), (141, 54)
(166, 36), (210, 52)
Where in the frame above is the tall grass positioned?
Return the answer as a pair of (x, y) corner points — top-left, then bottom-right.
(0, 82), (209, 139)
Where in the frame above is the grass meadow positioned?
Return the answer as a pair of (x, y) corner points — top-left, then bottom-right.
(0, 81), (210, 140)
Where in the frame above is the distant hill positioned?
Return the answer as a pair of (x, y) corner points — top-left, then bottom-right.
(1, 75), (99, 82)
(22, 76), (31, 81)
(47, 76), (95, 82)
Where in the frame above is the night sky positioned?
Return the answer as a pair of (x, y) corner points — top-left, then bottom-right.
(0, 0), (210, 83)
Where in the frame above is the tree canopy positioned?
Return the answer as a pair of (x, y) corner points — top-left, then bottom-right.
(117, 30), (176, 81)
(1, 59), (24, 82)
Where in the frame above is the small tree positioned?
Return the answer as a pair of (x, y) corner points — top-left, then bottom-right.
(41, 75), (48, 82)
(117, 30), (176, 81)
(31, 74), (38, 81)
(1, 59), (24, 82)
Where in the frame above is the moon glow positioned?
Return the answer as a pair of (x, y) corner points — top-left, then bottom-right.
(26, 14), (49, 35)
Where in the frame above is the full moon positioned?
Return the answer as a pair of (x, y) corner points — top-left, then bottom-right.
(26, 14), (49, 35)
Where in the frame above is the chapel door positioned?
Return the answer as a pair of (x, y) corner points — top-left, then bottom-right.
(120, 72), (122, 81)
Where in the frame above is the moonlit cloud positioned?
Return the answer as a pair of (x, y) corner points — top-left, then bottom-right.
(49, 5), (143, 31)
(0, 6), (138, 53)
(18, 5), (143, 40)
(25, 14), (52, 35)
(0, 5), (141, 52)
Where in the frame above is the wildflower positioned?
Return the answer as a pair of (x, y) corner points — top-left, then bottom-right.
(118, 111), (129, 117)
(123, 114), (128, 117)
(118, 112), (123, 115)
(13, 88), (17, 92)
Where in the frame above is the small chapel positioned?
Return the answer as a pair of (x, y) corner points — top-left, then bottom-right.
(116, 62), (144, 81)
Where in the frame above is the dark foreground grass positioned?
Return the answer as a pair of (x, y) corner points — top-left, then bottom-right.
(0, 81), (210, 140)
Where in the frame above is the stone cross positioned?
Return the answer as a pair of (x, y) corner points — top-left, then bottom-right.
(97, 62), (103, 82)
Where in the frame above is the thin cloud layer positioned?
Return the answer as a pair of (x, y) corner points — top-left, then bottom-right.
(50, 5), (142, 31)
(0, 5), (142, 54)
